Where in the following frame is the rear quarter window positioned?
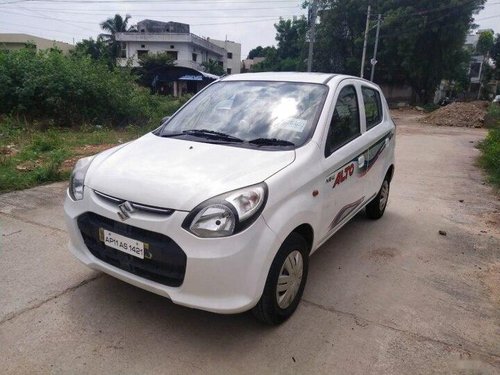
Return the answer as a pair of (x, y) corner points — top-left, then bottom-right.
(362, 87), (383, 130)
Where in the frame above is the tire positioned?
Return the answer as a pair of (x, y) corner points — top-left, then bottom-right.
(252, 233), (309, 325)
(366, 177), (390, 220)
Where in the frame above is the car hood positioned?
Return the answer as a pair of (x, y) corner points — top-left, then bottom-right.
(86, 133), (295, 211)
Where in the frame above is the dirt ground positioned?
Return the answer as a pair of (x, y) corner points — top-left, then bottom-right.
(0, 111), (499, 374)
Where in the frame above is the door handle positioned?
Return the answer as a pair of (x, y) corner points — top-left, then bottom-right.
(357, 155), (365, 168)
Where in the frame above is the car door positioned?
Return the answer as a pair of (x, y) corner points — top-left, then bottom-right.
(359, 85), (394, 199)
(317, 80), (367, 243)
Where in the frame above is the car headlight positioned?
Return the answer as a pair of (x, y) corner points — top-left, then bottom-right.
(182, 183), (268, 238)
(68, 156), (95, 201)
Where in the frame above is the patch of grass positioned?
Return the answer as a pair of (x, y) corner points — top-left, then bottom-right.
(0, 117), (153, 193)
(478, 128), (500, 189)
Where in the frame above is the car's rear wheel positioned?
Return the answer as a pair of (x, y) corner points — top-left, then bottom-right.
(252, 233), (309, 325)
(366, 178), (390, 219)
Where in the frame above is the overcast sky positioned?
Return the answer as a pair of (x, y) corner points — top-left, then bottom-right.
(0, 0), (499, 58)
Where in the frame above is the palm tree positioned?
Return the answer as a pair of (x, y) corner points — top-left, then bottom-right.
(99, 14), (132, 63)
(201, 59), (225, 76)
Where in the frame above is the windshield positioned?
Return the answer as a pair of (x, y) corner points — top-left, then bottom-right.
(159, 81), (328, 148)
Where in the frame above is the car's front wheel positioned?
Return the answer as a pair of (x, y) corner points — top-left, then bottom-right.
(252, 233), (309, 325)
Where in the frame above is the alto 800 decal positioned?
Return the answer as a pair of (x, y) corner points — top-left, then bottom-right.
(326, 162), (355, 189)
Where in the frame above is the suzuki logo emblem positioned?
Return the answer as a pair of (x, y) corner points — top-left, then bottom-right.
(117, 201), (134, 221)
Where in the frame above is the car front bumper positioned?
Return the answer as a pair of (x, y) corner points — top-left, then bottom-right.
(64, 188), (280, 314)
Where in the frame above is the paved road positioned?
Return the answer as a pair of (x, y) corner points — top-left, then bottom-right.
(1, 112), (499, 374)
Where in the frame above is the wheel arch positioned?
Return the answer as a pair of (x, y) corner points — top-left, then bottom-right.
(290, 223), (314, 254)
(386, 164), (395, 182)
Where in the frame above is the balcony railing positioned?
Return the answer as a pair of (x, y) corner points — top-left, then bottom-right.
(115, 32), (225, 56)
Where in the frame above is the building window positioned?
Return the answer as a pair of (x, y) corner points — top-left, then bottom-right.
(227, 68), (232, 74)
(141, 44), (146, 48)
(469, 62), (481, 78)
(170, 45), (175, 49)
(192, 53), (197, 62)
(218, 60), (223, 67)
(227, 52), (233, 59)
(137, 50), (148, 58)
(166, 51), (178, 60)
(120, 42), (127, 58)
(140, 29), (145, 33)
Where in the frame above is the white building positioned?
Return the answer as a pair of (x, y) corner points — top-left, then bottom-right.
(115, 20), (241, 75)
(209, 38), (242, 75)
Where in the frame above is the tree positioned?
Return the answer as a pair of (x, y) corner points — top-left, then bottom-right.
(491, 34), (500, 82)
(274, 17), (308, 62)
(251, 47), (280, 71)
(477, 30), (494, 56)
(314, 0), (487, 103)
(247, 46), (274, 59)
(136, 52), (176, 86)
(71, 38), (109, 61)
(476, 30), (496, 98)
(250, 17), (308, 72)
(99, 14), (132, 63)
(314, 1), (367, 74)
(201, 59), (225, 76)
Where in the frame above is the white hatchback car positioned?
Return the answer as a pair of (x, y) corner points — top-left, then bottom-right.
(65, 72), (395, 324)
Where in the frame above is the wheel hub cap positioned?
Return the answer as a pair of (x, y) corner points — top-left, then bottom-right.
(276, 250), (304, 309)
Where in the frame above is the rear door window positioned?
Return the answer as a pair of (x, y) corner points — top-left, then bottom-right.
(325, 85), (361, 157)
(362, 87), (383, 130)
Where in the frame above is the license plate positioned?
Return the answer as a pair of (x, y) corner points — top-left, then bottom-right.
(99, 228), (145, 259)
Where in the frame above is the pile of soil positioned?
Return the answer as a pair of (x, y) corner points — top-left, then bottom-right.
(421, 101), (488, 128)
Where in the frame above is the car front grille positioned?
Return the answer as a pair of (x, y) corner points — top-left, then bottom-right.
(93, 190), (174, 216)
(77, 212), (186, 287)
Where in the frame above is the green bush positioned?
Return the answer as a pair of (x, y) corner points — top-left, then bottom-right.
(484, 104), (500, 129)
(478, 128), (500, 188)
(0, 49), (183, 127)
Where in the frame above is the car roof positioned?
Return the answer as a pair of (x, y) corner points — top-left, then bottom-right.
(221, 72), (341, 84)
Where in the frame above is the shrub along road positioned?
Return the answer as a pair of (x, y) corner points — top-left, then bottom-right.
(0, 112), (499, 374)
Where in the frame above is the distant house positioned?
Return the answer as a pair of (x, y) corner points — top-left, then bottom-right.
(242, 57), (266, 72)
(464, 31), (498, 99)
(115, 20), (241, 96)
(0, 33), (73, 54)
(432, 30), (498, 103)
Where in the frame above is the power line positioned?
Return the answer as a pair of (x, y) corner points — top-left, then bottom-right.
(475, 13), (500, 21)
(1, 9), (102, 24)
(0, 18), (81, 36)
(0, 7), (300, 17)
(0, 0), (301, 4)
(1, 8), (297, 25)
(16, 5), (97, 31)
(1, 5), (301, 11)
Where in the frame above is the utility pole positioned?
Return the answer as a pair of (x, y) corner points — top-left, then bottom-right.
(307, 0), (318, 72)
(360, 5), (371, 78)
(370, 14), (382, 82)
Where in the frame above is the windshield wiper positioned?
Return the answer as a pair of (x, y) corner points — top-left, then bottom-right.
(182, 129), (244, 142)
(248, 138), (295, 147)
(160, 132), (185, 138)
(161, 129), (244, 143)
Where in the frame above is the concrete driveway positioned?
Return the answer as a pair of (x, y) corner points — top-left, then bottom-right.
(1, 112), (499, 374)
